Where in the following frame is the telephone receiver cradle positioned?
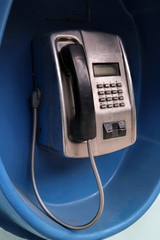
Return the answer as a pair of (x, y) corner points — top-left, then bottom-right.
(32, 30), (136, 158)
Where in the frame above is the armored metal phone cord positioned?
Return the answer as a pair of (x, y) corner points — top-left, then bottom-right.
(31, 90), (104, 230)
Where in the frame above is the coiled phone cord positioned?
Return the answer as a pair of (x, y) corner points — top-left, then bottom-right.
(31, 90), (104, 230)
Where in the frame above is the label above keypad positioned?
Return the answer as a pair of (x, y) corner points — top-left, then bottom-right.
(97, 82), (125, 109)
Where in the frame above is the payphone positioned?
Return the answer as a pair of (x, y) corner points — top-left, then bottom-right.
(31, 30), (136, 229)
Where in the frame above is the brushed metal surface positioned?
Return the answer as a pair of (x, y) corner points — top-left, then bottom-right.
(50, 31), (136, 157)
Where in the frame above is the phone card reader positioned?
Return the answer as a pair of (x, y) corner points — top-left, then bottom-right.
(103, 121), (126, 139)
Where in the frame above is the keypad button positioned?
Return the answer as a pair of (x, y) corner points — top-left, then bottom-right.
(120, 103), (125, 107)
(117, 83), (122, 87)
(119, 96), (124, 100)
(110, 83), (116, 87)
(106, 97), (112, 101)
(117, 89), (123, 94)
(111, 90), (117, 94)
(99, 98), (106, 102)
(105, 90), (111, 95)
(97, 84), (103, 88)
(104, 84), (110, 88)
(98, 91), (105, 95)
(107, 104), (113, 108)
(113, 103), (119, 108)
(112, 96), (118, 101)
(100, 104), (107, 109)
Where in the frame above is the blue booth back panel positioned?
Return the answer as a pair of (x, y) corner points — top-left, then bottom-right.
(0, 0), (160, 240)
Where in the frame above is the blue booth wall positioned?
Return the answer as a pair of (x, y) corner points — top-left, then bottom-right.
(0, 0), (160, 240)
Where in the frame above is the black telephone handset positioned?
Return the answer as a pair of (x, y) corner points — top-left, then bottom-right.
(60, 44), (96, 142)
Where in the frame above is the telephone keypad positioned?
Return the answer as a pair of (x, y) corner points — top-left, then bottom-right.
(110, 83), (116, 87)
(119, 96), (124, 100)
(99, 98), (106, 102)
(113, 103), (119, 107)
(107, 104), (113, 108)
(100, 104), (107, 109)
(120, 103), (125, 107)
(117, 83), (122, 87)
(97, 84), (103, 88)
(112, 96), (118, 101)
(104, 84), (110, 88)
(98, 91), (105, 95)
(106, 97), (112, 101)
(105, 90), (111, 95)
(97, 82), (125, 109)
(117, 89), (123, 94)
(111, 90), (117, 94)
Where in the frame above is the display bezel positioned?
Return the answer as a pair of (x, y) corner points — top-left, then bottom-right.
(93, 63), (121, 77)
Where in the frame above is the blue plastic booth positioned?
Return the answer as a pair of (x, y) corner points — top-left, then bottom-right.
(0, 0), (160, 239)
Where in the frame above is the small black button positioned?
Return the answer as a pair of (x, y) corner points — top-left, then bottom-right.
(107, 104), (113, 108)
(113, 103), (119, 107)
(119, 96), (124, 100)
(111, 90), (117, 94)
(120, 103), (125, 107)
(97, 84), (103, 88)
(106, 97), (112, 101)
(100, 104), (107, 109)
(98, 91), (105, 95)
(117, 83), (122, 87)
(110, 83), (116, 87)
(112, 96), (118, 101)
(104, 84), (110, 88)
(117, 89), (123, 94)
(99, 98), (106, 102)
(105, 90), (111, 95)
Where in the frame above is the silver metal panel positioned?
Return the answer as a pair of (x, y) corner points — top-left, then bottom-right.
(50, 31), (136, 158)
(118, 37), (137, 144)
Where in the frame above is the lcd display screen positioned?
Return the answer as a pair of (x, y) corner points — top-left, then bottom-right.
(93, 63), (120, 77)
